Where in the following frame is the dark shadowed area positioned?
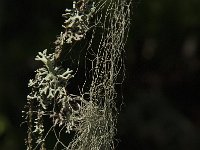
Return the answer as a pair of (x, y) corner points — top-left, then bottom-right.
(0, 0), (200, 150)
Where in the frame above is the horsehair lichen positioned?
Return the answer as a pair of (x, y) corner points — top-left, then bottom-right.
(23, 0), (131, 150)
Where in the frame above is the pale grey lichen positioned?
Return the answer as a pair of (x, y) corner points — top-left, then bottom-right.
(54, 0), (95, 59)
(25, 49), (86, 149)
(28, 49), (74, 102)
(61, 1), (95, 43)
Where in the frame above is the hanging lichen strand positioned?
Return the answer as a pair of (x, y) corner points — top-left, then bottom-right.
(23, 0), (131, 150)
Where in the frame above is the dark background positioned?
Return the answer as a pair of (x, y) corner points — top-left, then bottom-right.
(0, 0), (200, 149)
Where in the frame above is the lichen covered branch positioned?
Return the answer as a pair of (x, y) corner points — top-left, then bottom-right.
(23, 0), (131, 150)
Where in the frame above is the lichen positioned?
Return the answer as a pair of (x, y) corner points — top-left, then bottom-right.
(23, 0), (131, 149)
